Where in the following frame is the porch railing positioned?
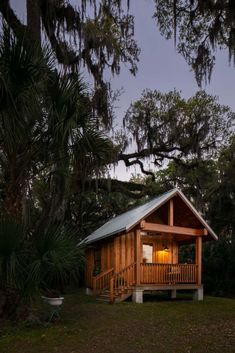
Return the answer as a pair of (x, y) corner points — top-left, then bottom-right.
(140, 263), (198, 284)
(93, 268), (114, 295)
(92, 262), (198, 298)
(110, 262), (136, 302)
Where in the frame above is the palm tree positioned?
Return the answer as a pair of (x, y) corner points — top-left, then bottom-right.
(0, 28), (116, 224)
(0, 29), (50, 218)
(34, 71), (117, 230)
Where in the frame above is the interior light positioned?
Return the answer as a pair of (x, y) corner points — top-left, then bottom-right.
(163, 244), (169, 252)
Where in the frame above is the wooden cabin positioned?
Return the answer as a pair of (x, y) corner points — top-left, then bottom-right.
(83, 188), (217, 303)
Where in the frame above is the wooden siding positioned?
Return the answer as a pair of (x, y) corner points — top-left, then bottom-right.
(114, 231), (135, 272)
(85, 232), (136, 287)
(85, 248), (94, 288)
(101, 240), (114, 271)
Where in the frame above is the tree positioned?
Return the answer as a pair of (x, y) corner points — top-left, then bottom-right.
(63, 88), (234, 229)
(0, 29), (118, 227)
(121, 89), (234, 179)
(154, 159), (218, 213)
(154, 0), (235, 86)
(0, 30), (50, 218)
(0, 0), (139, 126)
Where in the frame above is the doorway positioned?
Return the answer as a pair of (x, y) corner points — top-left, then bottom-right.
(142, 243), (153, 263)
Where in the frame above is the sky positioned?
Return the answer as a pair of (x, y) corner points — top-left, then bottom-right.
(10, 0), (235, 180)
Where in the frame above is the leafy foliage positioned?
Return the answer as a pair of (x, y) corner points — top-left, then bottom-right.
(0, 218), (83, 319)
(122, 89), (234, 179)
(154, 0), (235, 85)
(0, 29), (50, 217)
(0, 0), (140, 126)
(30, 227), (84, 294)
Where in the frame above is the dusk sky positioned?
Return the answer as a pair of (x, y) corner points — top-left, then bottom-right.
(10, 0), (235, 180)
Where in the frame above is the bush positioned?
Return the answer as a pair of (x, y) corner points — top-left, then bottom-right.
(0, 218), (84, 319)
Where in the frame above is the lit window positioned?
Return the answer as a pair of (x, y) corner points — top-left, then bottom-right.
(143, 244), (153, 263)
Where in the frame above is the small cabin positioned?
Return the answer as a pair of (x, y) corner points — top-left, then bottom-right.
(82, 188), (217, 303)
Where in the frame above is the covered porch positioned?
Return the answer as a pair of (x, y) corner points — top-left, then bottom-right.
(134, 198), (203, 285)
(129, 199), (204, 302)
(94, 232), (203, 304)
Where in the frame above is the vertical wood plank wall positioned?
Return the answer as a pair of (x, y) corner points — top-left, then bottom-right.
(114, 231), (135, 272)
(85, 233), (136, 287)
(85, 248), (94, 288)
(101, 241), (114, 270)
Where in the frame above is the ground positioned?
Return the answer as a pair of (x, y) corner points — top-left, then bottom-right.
(1, 290), (235, 353)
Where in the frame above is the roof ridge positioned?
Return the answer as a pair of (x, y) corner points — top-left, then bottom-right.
(105, 188), (177, 223)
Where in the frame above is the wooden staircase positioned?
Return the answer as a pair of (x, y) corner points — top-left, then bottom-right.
(96, 288), (133, 303)
(96, 289), (111, 303)
(93, 263), (136, 303)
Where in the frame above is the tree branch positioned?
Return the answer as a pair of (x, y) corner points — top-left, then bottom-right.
(76, 178), (157, 199)
(119, 145), (182, 162)
(117, 145), (184, 178)
(122, 158), (156, 181)
(0, 0), (26, 36)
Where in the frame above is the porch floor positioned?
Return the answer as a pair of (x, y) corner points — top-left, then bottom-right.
(136, 283), (203, 291)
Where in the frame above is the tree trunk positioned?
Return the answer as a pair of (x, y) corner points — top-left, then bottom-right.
(26, 0), (41, 44)
(4, 186), (23, 219)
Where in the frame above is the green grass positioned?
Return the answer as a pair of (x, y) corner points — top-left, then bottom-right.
(1, 290), (235, 353)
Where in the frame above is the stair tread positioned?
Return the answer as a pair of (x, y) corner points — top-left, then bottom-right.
(96, 287), (133, 303)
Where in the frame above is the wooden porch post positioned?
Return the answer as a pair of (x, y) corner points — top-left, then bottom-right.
(168, 198), (174, 263)
(195, 236), (202, 285)
(135, 228), (141, 285)
(168, 198), (174, 226)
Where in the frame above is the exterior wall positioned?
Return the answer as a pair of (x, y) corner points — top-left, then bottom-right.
(85, 248), (94, 288)
(141, 235), (178, 264)
(101, 239), (114, 271)
(113, 231), (135, 272)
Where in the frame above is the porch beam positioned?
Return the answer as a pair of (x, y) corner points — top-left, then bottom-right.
(142, 222), (208, 236)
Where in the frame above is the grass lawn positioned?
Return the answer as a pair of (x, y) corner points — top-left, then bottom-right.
(0, 290), (235, 353)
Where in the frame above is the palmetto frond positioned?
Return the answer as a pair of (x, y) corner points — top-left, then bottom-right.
(29, 226), (84, 292)
(0, 28), (49, 148)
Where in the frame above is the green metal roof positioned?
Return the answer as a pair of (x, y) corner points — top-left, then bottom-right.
(82, 188), (218, 245)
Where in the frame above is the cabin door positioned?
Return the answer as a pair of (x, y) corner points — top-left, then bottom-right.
(142, 243), (153, 263)
(142, 243), (154, 283)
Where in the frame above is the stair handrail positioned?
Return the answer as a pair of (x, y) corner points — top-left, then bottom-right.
(93, 267), (114, 295)
(110, 262), (136, 303)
